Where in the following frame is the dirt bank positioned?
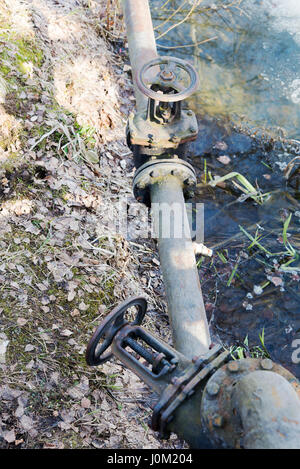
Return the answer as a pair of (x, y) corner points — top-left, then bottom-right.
(0, 0), (185, 449)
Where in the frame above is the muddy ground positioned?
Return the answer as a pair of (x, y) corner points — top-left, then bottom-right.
(0, 0), (188, 449)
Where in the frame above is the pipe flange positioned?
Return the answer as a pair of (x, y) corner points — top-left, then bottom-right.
(151, 345), (230, 439)
(201, 358), (300, 449)
(133, 158), (196, 205)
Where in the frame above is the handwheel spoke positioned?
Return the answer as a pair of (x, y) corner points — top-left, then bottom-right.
(95, 336), (112, 358)
(170, 80), (185, 92)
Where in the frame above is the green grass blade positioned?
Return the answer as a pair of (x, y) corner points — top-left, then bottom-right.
(283, 213), (292, 245)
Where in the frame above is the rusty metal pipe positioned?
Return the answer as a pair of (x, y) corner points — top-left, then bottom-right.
(150, 175), (211, 359)
(232, 370), (300, 449)
(122, 0), (158, 112)
(122, 0), (211, 359)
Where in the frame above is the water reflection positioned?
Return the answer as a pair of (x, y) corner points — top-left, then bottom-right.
(151, 0), (300, 138)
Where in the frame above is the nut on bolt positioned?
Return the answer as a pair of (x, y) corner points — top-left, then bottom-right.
(206, 381), (220, 397)
(227, 361), (239, 373)
(260, 358), (273, 370)
(160, 70), (175, 82)
(212, 415), (225, 428)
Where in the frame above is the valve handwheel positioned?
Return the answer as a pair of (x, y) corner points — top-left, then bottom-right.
(136, 56), (199, 103)
(86, 296), (147, 366)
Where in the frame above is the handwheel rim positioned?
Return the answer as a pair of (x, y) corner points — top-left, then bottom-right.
(86, 296), (147, 366)
(136, 56), (199, 103)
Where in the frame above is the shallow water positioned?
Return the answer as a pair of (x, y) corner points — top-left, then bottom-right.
(152, 0), (300, 137)
(151, 0), (300, 377)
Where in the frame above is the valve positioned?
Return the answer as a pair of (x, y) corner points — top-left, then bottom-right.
(85, 300), (300, 449)
(85, 300), (230, 447)
(86, 297), (190, 393)
(127, 56), (199, 158)
(86, 297), (180, 384)
(136, 56), (199, 125)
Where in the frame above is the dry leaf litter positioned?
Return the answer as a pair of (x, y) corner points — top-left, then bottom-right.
(0, 0), (187, 449)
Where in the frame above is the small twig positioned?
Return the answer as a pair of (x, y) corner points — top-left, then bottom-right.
(155, 0), (203, 41)
(153, 0), (188, 31)
(157, 35), (218, 49)
(158, 0), (174, 10)
(29, 126), (59, 151)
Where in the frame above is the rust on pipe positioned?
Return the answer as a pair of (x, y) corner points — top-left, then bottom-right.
(150, 175), (211, 359)
(122, 0), (158, 112)
(232, 370), (300, 448)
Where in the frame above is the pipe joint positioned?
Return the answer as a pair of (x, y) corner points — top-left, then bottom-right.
(133, 158), (196, 205)
(201, 358), (300, 449)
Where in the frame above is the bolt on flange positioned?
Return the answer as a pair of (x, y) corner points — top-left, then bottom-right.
(133, 158), (197, 205)
(260, 358), (273, 370)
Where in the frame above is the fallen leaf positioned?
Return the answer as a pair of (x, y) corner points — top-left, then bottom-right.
(24, 344), (35, 352)
(19, 414), (34, 432)
(79, 301), (88, 311)
(4, 429), (16, 443)
(15, 405), (24, 418)
(0, 338), (9, 364)
(67, 290), (76, 302)
(270, 276), (283, 287)
(217, 155), (231, 165)
(71, 308), (80, 317)
(81, 397), (91, 409)
(15, 439), (24, 446)
(17, 318), (28, 326)
(60, 329), (73, 337)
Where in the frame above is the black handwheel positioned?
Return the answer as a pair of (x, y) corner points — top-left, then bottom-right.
(85, 296), (147, 366)
(136, 56), (199, 103)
